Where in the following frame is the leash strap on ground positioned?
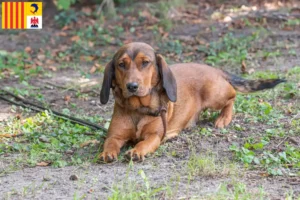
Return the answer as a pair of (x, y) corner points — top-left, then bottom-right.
(0, 90), (108, 132)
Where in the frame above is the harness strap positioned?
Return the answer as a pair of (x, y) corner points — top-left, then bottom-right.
(160, 107), (167, 141)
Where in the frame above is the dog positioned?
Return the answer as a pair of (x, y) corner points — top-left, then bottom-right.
(98, 42), (285, 162)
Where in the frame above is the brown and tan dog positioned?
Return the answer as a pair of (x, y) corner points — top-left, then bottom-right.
(99, 42), (285, 162)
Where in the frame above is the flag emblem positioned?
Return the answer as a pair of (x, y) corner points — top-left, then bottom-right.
(1, 2), (42, 29)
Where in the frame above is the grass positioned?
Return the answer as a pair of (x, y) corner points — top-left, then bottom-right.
(187, 152), (238, 178)
(1, 2), (299, 198)
(0, 50), (47, 81)
(200, 181), (267, 200)
(108, 170), (171, 200)
(225, 67), (300, 176)
(198, 32), (260, 67)
(0, 110), (105, 171)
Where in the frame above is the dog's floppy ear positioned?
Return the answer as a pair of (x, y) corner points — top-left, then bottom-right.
(100, 61), (114, 104)
(156, 54), (177, 102)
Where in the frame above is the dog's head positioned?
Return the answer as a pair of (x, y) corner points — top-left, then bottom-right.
(100, 42), (177, 104)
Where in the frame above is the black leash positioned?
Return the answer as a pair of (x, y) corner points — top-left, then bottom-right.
(0, 90), (108, 132)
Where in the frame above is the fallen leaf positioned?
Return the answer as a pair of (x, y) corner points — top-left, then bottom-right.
(248, 68), (255, 74)
(82, 7), (92, 15)
(89, 66), (97, 74)
(45, 59), (54, 64)
(61, 25), (70, 31)
(64, 95), (71, 102)
(24, 46), (32, 53)
(80, 140), (100, 148)
(37, 54), (46, 61)
(88, 41), (94, 47)
(39, 48), (45, 53)
(57, 32), (67, 37)
(282, 25), (293, 31)
(35, 60), (43, 66)
(241, 60), (247, 74)
(223, 16), (232, 22)
(15, 113), (22, 120)
(70, 35), (80, 42)
(24, 64), (32, 69)
(48, 66), (57, 71)
(80, 56), (95, 62)
(37, 161), (50, 167)
(259, 172), (269, 177)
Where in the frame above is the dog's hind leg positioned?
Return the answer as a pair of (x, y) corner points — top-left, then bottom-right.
(203, 80), (236, 128)
(214, 98), (234, 128)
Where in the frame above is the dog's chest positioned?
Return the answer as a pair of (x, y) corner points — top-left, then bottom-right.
(114, 88), (162, 115)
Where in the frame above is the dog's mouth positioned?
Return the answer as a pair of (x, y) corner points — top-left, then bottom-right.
(123, 87), (151, 98)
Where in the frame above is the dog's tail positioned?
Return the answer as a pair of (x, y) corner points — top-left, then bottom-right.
(223, 71), (286, 93)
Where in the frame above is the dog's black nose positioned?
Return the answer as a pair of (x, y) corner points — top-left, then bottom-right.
(126, 82), (139, 93)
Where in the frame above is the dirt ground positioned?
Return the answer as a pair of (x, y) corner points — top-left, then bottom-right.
(0, 0), (300, 199)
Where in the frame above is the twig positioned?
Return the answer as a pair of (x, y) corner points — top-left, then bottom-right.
(45, 81), (76, 91)
(45, 81), (99, 96)
(0, 90), (108, 132)
(276, 137), (288, 148)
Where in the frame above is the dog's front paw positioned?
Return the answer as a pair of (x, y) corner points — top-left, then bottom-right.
(125, 148), (147, 162)
(215, 115), (232, 128)
(98, 151), (118, 163)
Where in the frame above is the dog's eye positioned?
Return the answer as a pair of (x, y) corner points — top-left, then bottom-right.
(119, 62), (125, 68)
(142, 60), (150, 67)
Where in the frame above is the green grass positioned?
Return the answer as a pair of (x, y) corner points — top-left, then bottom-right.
(187, 152), (238, 179)
(198, 32), (260, 67)
(108, 170), (171, 200)
(0, 50), (46, 81)
(0, 110), (105, 171)
(201, 181), (267, 200)
(226, 67), (300, 176)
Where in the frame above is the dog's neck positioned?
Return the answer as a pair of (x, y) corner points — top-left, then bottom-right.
(112, 84), (168, 117)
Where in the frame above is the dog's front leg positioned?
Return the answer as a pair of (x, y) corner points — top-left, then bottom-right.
(125, 118), (163, 161)
(98, 111), (134, 163)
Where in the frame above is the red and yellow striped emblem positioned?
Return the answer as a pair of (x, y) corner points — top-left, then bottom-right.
(2, 2), (42, 29)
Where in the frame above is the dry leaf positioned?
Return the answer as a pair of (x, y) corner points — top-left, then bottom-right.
(89, 66), (97, 74)
(80, 140), (100, 148)
(35, 60), (43, 66)
(259, 172), (269, 177)
(63, 56), (71, 62)
(62, 25), (70, 31)
(15, 113), (22, 120)
(88, 41), (94, 47)
(24, 46), (32, 53)
(80, 56), (95, 62)
(64, 95), (71, 102)
(24, 64), (32, 69)
(37, 54), (46, 61)
(70, 35), (80, 42)
(57, 32), (67, 36)
(82, 7), (92, 15)
(241, 60), (247, 74)
(248, 68), (255, 74)
(36, 161), (50, 167)
(282, 26), (293, 31)
(48, 66), (57, 71)
(45, 59), (54, 64)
